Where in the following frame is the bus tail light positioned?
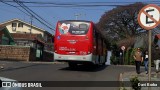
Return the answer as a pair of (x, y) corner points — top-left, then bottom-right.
(88, 46), (91, 54)
(86, 36), (89, 40)
(54, 44), (57, 52)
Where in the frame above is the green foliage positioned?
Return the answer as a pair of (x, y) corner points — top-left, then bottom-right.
(120, 87), (127, 90)
(123, 48), (136, 65)
(110, 43), (119, 65)
(124, 50), (128, 65)
(110, 55), (118, 65)
(130, 48), (137, 65)
(130, 76), (141, 90)
(122, 88), (127, 90)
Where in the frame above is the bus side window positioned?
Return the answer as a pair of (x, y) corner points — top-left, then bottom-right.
(52, 36), (54, 43)
(101, 38), (103, 55)
(96, 32), (99, 54)
(93, 29), (96, 38)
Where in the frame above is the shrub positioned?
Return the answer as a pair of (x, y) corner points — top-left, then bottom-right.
(130, 76), (141, 90)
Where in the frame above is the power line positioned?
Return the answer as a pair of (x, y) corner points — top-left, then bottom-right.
(1, 0), (160, 7)
(4, 0), (55, 31)
(0, 0), (30, 17)
(0, 0), (55, 31)
(14, 0), (54, 30)
(14, 5), (123, 7)
(15, 0), (53, 27)
(2, 0), (160, 4)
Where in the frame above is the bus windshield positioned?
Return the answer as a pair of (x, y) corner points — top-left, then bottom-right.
(58, 21), (90, 35)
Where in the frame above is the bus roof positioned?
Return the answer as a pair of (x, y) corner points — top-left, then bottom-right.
(58, 20), (92, 23)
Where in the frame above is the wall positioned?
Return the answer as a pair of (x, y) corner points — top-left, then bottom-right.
(157, 40), (160, 47)
(30, 47), (36, 61)
(42, 50), (54, 62)
(0, 45), (36, 61)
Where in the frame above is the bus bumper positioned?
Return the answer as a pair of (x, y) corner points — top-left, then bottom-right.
(54, 53), (93, 62)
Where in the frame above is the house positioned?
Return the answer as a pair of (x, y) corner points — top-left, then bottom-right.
(0, 19), (45, 36)
(11, 33), (45, 60)
(154, 34), (160, 47)
(0, 26), (15, 45)
(0, 19), (54, 51)
(44, 31), (54, 51)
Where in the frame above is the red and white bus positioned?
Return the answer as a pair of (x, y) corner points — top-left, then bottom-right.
(54, 20), (107, 67)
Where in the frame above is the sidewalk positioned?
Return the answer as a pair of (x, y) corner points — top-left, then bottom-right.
(119, 71), (160, 90)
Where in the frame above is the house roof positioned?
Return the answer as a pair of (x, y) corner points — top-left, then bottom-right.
(11, 33), (45, 45)
(155, 34), (160, 39)
(0, 18), (45, 32)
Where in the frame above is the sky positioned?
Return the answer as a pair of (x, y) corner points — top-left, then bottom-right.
(0, 0), (160, 34)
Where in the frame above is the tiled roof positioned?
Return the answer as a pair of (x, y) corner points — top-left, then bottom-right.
(11, 33), (38, 40)
(11, 33), (45, 44)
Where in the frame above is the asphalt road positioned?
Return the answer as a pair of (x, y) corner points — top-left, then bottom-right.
(0, 61), (136, 90)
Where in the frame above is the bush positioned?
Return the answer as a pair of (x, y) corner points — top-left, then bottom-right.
(125, 48), (133, 65)
(130, 48), (136, 65)
(110, 55), (118, 65)
(130, 76), (141, 90)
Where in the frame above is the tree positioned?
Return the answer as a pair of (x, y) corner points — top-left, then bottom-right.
(96, 2), (146, 46)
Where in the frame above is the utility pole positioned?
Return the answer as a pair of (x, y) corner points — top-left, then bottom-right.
(74, 14), (81, 20)
(28, 15), (33, 47)
(30, 15), (33, 34)
(74, 13), (86, 20)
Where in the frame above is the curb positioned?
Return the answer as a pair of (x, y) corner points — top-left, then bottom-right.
(0, 61), (66, 65)
(116, 65), (135, 67)
(22, 61), (66, 64)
